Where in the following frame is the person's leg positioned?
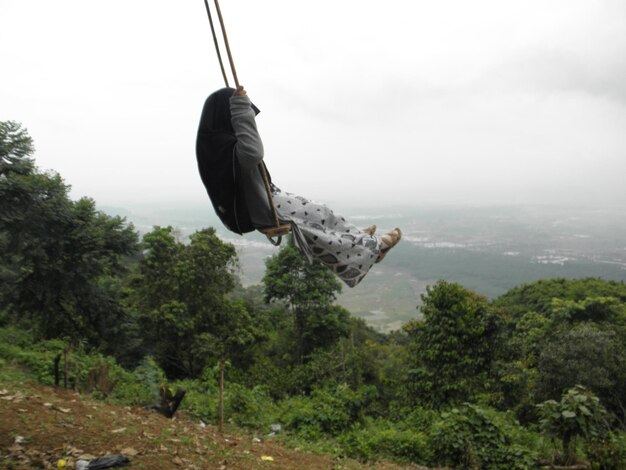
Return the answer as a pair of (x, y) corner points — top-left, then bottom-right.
(271, 189), (399, 287)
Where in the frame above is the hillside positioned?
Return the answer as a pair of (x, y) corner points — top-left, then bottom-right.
(103, 203), (626, 332)
(0, 366), (423, 470)
(2, 125), (626, 470)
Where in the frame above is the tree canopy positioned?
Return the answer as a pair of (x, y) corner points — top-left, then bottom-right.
(0, 121), (138, 350)
(263, 239), (348, 364)
(404, 280), (501, 408)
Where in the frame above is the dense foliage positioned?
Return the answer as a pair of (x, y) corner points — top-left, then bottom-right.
(2, 121), (626, 468)
(404, 281), (501, 408)
(0, 121), (138, 354)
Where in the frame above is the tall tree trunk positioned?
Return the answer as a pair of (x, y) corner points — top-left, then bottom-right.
(218, 358), (225, 434)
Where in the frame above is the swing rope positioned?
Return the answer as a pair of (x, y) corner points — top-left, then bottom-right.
(203, 0), (290, 246)
(211, 0), (239, 89)
(202, 0), (229, 87)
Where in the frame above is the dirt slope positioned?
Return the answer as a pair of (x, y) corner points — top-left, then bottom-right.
(0, 369), (423, 469)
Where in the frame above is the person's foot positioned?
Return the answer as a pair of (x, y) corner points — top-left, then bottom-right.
(362, 225), (377, 236)
(376, 228), (402, 263)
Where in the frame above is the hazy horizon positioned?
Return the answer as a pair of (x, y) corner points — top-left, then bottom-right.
(96, 200), (626, 331)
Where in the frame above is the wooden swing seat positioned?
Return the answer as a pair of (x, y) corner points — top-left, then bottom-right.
(260, 223), (291, 246)
(261, 224), (291, 238)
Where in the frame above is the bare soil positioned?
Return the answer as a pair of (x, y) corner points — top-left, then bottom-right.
(0, 367), (424, 469)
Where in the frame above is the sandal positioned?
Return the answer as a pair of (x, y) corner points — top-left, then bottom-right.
(376, 228), (402, 263)
(362, 225), (377, 236)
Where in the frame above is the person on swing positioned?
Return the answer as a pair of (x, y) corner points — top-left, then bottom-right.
(196, 85), (401, 288)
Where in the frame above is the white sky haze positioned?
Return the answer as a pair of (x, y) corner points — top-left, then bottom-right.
(1, 0), (625, 209)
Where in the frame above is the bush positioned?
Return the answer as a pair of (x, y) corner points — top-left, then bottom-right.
(586, 432), (626, 470)
(131, 356), (166, 402)
(279, 384), (376, 439)
(338, 418), (431, 464)
(537, 385), (608, 465)
(107, 358), (158, 405)
(176, 366), (276, 430)
(0, 326), (34, 349)
(0, 327), (155, 404)
(429, 404), (538, 469)
(0, 329), (67, 385)
(176, 370), (219, 422)
(398, 406), (438, 431)
(225, 383), (276, 429)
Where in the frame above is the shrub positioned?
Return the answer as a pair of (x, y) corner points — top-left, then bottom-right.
(338, 419), (431, 464)
(0, 329), (67, 385)
(399, 406), (438, 431)
(537, 385), (608, 465)
(107, 358), (156, 405)
(429, 404), (538, 469)
(279, 384), (376, 439)
(0, 326), (34, 349)
(176, 372), (219, 422)
(225, 383), (276, 429)
(586, 432), (626, 470)
(131, 356), (166, 402)
(0, 327), (155, 404)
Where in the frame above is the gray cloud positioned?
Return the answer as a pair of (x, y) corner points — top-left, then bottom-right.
(484, 51), (626, 104)
(1, 0), (624, 209)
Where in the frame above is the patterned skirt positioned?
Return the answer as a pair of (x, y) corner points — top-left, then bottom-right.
(272, 188), (382, 288)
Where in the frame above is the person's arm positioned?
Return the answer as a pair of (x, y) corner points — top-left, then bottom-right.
(230, 86), (264, 169)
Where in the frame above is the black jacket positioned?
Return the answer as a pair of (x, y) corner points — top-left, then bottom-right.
(196, 88), (255, 234)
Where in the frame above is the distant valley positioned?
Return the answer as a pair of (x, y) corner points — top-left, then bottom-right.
(102, 203), (626, 332)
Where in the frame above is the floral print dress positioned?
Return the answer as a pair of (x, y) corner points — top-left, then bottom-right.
(272, 188), (383, 288)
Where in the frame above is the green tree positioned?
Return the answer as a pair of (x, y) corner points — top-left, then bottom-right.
(404, 280), (501, 408)
(132, 226), (182, 313)
(487, 310), (547, 422)
(0, 121), (34, 318)
(0, 120), (34, 172)
(133, 226), (252, 379)
(551, 296), (625, 325)
(0, 121), (138, 350)
(494, 278), (626, 319)
(535, 323), (626, 425)
(490, 278), (626, 426)
(263, 238), (347, 364)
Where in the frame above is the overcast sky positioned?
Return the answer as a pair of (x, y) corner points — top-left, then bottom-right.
(1, 0), (625, 210)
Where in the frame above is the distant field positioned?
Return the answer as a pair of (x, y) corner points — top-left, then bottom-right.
(337, 244), (626, 332)
(102, 203), (626, 332)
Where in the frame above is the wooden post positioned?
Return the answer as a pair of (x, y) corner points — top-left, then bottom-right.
(72, 356), (79, 391)
(218, 359), (225, 434)
(53, 353), (62, 387)
(63, 346), (69, 389)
